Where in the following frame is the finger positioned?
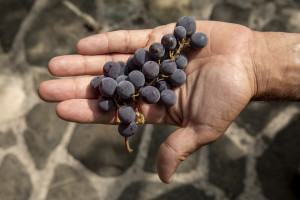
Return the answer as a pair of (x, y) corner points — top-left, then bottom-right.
(38, 77), (97, 102)
(48, 54), (130, 77)
(76, 29), (152, 55)
(156, 125), (221, 183)
(56, 99), (177, 125)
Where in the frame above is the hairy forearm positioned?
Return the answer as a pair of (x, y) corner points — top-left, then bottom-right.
(251, 31), (300, 101)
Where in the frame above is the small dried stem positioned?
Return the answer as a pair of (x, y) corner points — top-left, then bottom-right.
(125, 137), (133, 153)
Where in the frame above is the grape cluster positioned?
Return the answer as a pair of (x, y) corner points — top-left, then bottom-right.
(90, 16), (208, 152)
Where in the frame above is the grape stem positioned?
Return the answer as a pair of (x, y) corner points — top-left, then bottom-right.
(125, 137), (133, 153)
(113, 96), (121, 108)
(170, 38), (187, 60)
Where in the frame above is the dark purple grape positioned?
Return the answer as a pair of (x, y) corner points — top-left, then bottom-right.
(176, 16), (196, 37)
(160, 89), (177, 107)
(118, 61), (128, 75)
(118, 122), (137, 137)
(99, 77), (117, 97)
(154, 79), (171, 92)
(149, 42), (165, 60)
(103, 61), (123, 79)
(128, 70), (145, 89)
(127, 55), (139, 72)
(190, 32), (208, 49)
(116, 81), (135, 99)
(141, 86), (160, 104)
(169, 69), (186, 86)
(175, 54), (188, 69)
(133, 48), (152, 68)
(118, 106), (136, 123)
(98, 96), (115, 112)
(174, 26), (186, 40)
(160, 59), (177, 75)
(142, 61), (159, 79)
(116, 75), (128, 84)
(90, 76), (104, 94)
(161, 34), (177, 51)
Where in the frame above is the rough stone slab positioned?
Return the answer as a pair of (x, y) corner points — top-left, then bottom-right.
(0, 130), (16, 149)
(210, 3), (251, 26)
(46, 164), (98, 200)
(24, 102), (68, 169)
(235, 102), (289, 136)
(0, 154), (32, 200)
(209, 135), (246, 199)
(0, 0), (35, 52)
(24, 0), (94, 66)
(104, 0), (137, 23)
(143, 124), (200, 173)
(68, 123), (143, 177)
(257, 114), (300, 200)
(118, 181), (215, 200)
(145, 0), (192, 24)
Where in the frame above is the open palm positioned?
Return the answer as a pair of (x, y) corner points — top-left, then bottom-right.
(39, 21), (257, 183)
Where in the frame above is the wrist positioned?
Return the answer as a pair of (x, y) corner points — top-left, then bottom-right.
(251, 31), (300, 101)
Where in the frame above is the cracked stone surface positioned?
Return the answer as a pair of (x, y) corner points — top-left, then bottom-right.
(1, 0), (300, 199)
(24, 102), (69, 169)
(0, 154), (32, 200)
(46, 164), (98, 200)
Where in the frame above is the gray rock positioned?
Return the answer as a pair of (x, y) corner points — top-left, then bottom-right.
(24, 0), (93, 66)
(118, 181), (214, 200)
(0, 0), (35, 52)
(46, 164), (98, 200)
(24, 102), (68, 169)
(143, 124), (200, 173)
(104, 0), (137, 23)
(0, 130), (16, 149)
(68, 124), (143, 177)
(209, 135), (246, 198)
(248, 2), (277, 30)
(0, 154), (32, 200)
(210, 3), (250, 26)
(257, 114), (300, 200)
(145, 0), (192, 24)
(235, 102), (289, 136)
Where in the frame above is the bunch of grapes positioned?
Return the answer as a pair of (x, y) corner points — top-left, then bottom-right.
(90, 16), (208, 152)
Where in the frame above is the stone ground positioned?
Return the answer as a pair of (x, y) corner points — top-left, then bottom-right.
(0, 0), (300, 199)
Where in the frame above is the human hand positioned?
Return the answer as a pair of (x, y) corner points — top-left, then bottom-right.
(38, 21), (258, 183)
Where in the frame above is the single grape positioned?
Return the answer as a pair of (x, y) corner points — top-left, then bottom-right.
(149, 42), (165, 60)
(160, 59), (177, 75)
(118, 106), (136, 123)
(98, 96), (115, 112)
(142, 61), (159, 79)
(118, 61), (128, 75)
(90, 76), (104, 94)
(116, 80), (135, 99)
(141, 86), (160, 104)
(175, 54), (188, 69)
(128, 70), (145, 89)
(103, 61), (123, 79)
(169, 69), (186, 86)
(190, 32), (208, 49)
(118, 122), (137, 137)
(160, 89), (177, 107)
(161, 34), (177, 51)
(99, 77), (117, 97)
(133, 48), (152, 68)
(176, 16), (196, 37)
(116, 75), (128, 84)
(127, 55), (139, 72)
(154, 79), (171, 92)
(174, 26), (186, 40)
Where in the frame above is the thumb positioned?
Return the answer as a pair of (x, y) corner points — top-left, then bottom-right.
(156, 125), (220, 183)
